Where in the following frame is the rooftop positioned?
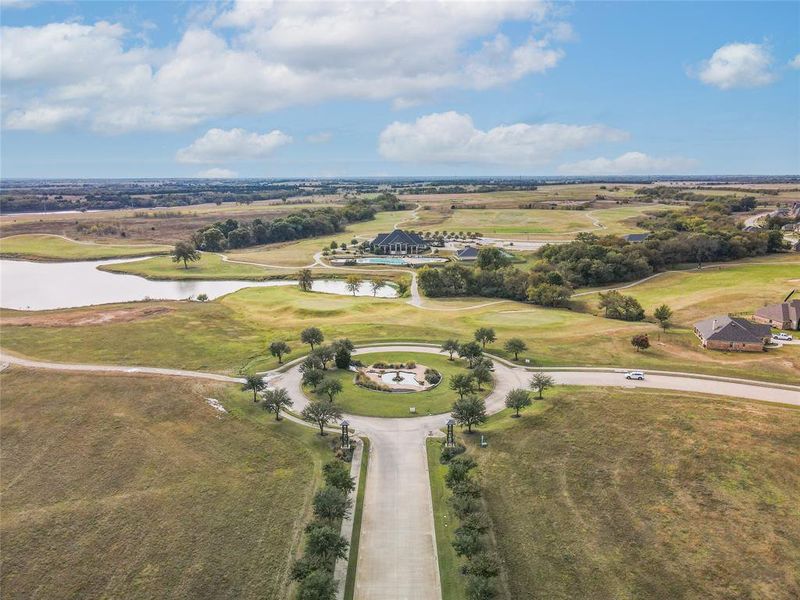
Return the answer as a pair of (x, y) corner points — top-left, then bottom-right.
(694, 315), (771, 344)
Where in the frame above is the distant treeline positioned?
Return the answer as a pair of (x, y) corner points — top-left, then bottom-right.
(189, 194), (406, 251)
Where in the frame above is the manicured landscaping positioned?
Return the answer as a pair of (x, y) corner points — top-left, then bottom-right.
(0, 367), (331, 599)
(99, 252), (277, 280)
(2, 258), (799, 384)
(0, 234), (170, 261)
(303, 352), (491, 417)
(343, 437), (370, 600)
(464, 386), (800, 599)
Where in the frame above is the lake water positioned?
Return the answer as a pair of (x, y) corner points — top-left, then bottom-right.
(0, 258), (397, 311)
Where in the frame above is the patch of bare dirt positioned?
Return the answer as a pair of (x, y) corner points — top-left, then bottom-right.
(1, 306), (173, 327)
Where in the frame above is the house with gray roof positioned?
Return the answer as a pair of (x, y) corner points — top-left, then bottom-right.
(693, 316), (771, 352)
(370, 230), (429, 255)
(753, 299), (800, 330)
(455, 246), (479, 261)
(623, 233), (650, 243)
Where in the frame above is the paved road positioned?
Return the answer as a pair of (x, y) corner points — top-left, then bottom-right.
(3, 345), (799, 600)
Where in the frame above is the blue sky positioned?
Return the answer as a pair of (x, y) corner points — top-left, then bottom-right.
(1, 0), (798, 178)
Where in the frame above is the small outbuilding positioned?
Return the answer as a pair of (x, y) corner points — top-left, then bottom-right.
(455, 246), (479, 261)
(693, 316), (771, 352)
(623, 233), (651, 243)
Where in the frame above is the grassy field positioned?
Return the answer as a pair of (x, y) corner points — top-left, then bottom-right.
(303, 352), (489, 417)
(460, 386), (800, 599)
(0, 368), (332, 599)
(2, 258), (798, 383)
(413, 203), (676, 240)
(426, 438), (468, 600)
(0, 234), (170, 261)
(99, 252), (281, 280)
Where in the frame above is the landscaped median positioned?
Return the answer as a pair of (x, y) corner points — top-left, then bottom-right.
(302, 352), (495, 418)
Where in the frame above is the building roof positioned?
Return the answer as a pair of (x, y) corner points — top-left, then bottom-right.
(371, 229), (426, 247)
(456, 246), (479, 259)
(623, 233), (650, 243)
(694, 316), (771, 344)
(755, 300), (800, 324)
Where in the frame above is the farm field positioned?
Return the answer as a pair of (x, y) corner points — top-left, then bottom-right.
(0, 234), (170, 261)
(1, 258), (798, 383)
(463, 387), (800, 599)
(0, 368), (331, 600)
(302, 352), (491, 418)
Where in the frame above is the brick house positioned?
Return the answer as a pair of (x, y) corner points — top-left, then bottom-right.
(753, 299), (800, 330)
(693, 316), (771, 352)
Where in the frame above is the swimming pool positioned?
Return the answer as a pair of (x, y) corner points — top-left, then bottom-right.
(332, 256), (448, 266)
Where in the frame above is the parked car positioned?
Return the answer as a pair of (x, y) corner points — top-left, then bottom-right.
(625, 371), (645, 380)
(773, 332), (794, 341)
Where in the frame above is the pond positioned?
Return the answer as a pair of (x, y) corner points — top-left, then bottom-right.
(0, 257), (397, 311)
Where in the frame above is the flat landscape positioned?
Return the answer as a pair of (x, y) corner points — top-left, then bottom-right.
(0, 234), (171, 261)
(0, 368), (330, 599)
(463, 387), (800, 599)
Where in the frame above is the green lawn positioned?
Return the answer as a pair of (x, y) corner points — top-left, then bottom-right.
(99, 252), (279, 280)
(426, 438), (467, 600)
(0, 234), (170, 261)
(0, 368), (331, 599)
(466, 386), (800, 599)
(2, 259), (798, 384)
(304, 352), (491, 417)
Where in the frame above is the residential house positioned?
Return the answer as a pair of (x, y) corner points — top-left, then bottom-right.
(623, 233), (651, 243)
(693, 316), (771, 352)
(753, 299), (800, 330)
(454, 246), (479, 261)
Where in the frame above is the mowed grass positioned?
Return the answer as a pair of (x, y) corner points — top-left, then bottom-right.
(303, 352), (489, 417)
(1, 259), (798, 383)
(414, 203), (675, 239)
(0, 368), (331, 600)
(0, 234), (170, 261)
(99, 252), (279, 280)
(464, 387), (800, 599)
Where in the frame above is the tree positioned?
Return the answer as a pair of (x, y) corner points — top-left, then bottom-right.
(345, 274), (363, 296)
(503, 337), (527, 361)
(304, 522), (349, 563)
(318, 378), (343, 402)
(301, 327), (324, 350)
(323, 460), (355, 493)
(269, 340), (291, 364)
(453, 527), (484, 557)
(631, 333), (650, 352)
(465, 574), (496, 600)
(504, 388), (531, 417)
(451, 395), (487, 433)
(472, 364), (492, 390)
(262, 387), (293, 420)
(302, 368), (325, 389)
(297, 570), (337, 600)
(370, 278), (387, 296)
(298, 268), (314, 292)
(653, 304), (673, 332)
(474, 327), (496, 349)
(476, 246), (511, 270)
(172, 241), (200, 269)
(463, 552), (501, 578)
(458, 341), (483, 368)
(242, 373), (265, 402)
(441, 339), (460, 360)
(313, 345), (336, 370)
(449, 373), (476, 400)
(302, 399), (342, 435)
(529, 373), (554, 399)
(334, 345), (351, 370)
(313, 486), (352, 522)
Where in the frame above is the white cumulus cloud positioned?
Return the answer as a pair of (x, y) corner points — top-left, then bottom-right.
(195, 167), (238, 178)
(693, 42), (776, 89)
(789, 54), (800, 69)
(1, 0), (571, 133)
(558, 151), (697, 175)
(378, 111), (628, 165)
(4, 104), (88, 131)
(176, 128), (292, 164)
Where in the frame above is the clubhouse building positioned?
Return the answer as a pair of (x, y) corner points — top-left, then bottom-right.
(370, 230), (429, 255)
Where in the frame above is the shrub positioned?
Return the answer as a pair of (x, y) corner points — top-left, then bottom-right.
(465, 574), (496, 600)
(449, 493), (481, 518)
(424, 368), (441, 385)
(440, 443), (466, 464)
(453, 528), (485, 558)
(405, 361), (416, 368)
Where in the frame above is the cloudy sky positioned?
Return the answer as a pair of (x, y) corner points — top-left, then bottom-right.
(1, 0), (798, 178)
